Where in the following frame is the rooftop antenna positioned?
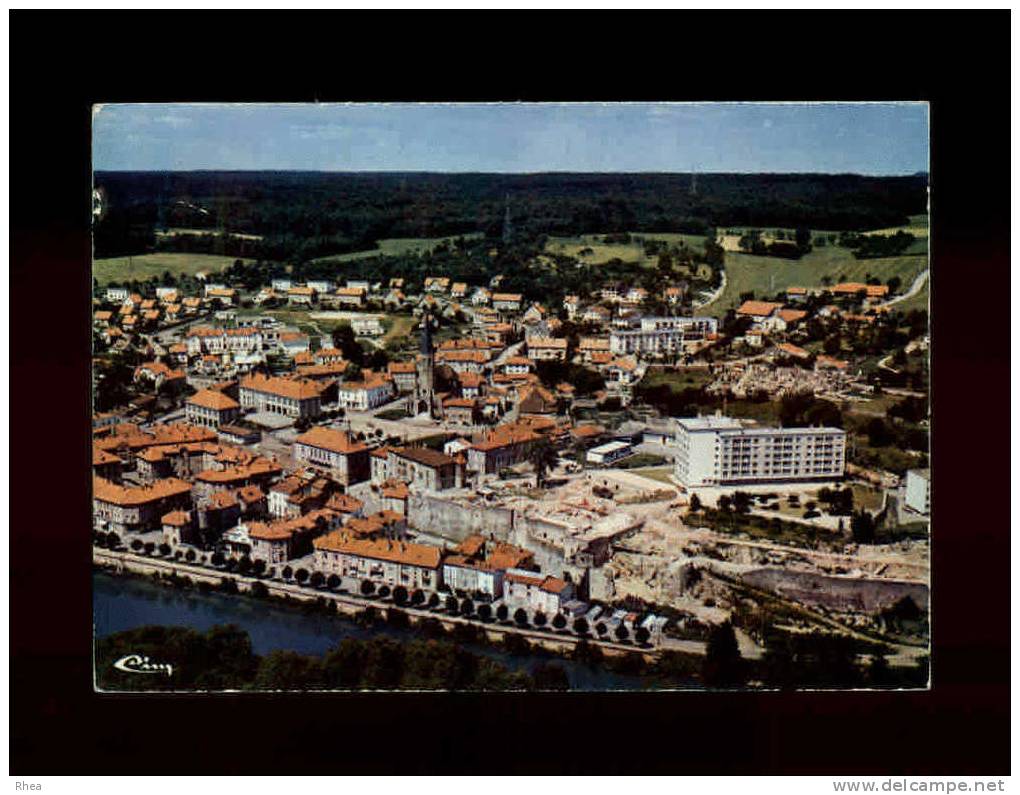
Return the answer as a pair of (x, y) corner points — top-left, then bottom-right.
(690, 167), (698, 197)
(502, 193), (513, 244)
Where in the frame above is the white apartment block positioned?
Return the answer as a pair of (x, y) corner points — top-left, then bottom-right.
(106, 287), (129, 303)
(904, 468), (930, 515)
(610, 316), (718, 356)
(674, 415), (846, 487)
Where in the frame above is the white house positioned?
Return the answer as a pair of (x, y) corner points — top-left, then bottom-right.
(337, 374), (394, 411)
(352, 317), (385, 336)
(502, 569), (575, 616)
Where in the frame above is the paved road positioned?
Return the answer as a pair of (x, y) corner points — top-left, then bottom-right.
(881, 268), (929, 308)
(693, 268), (727, 311)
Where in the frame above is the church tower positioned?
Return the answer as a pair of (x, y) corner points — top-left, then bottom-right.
(414, 311), (436, 417)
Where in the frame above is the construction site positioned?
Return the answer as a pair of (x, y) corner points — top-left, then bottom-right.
(394, 461), (929, 664)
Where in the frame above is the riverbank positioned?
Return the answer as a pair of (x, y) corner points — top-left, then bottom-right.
(93, 548), (690, 664)
(94, 570), (700, 690)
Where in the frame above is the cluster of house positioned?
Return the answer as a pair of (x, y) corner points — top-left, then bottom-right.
(91, 413), (599, 615)
(94, 286), (209, 345)
(733, 281), (894, 350)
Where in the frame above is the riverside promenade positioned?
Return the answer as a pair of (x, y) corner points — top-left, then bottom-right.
(93, 548), (709, 661)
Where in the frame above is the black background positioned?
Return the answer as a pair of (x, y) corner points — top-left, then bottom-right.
(10, 11), (1010, 775)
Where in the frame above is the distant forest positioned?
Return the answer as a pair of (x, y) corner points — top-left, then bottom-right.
(93, 171), (928, 262)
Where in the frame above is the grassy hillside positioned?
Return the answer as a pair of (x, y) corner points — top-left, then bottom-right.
(93, 253), (251, 285)
(311, 234), (484, 265)
(702, 247), (928, 317)
(545, 232), (706, 265)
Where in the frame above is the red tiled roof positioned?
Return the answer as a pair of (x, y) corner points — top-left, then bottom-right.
(93, 476), (191, 507)
(240, 373), (322, 400)
(295, 426), (369, 455)
(313, 532), (441, 568)
(736, 300), (783, 317)
(188, 389), (240, 411)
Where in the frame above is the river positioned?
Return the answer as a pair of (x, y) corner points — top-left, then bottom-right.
(93, 572), (694, 691)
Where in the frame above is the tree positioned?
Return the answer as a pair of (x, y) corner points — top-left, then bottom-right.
(460, 598), (475, 617)
(131, 539), (143, 552)
(533, 611), (547, 628)
(850, 510), (876, 544)
(445, 595), (459, 613)
(496, 604), (509, 622)
(529, 441), (559, 488)
(634, 626), (651, 646)
(595, 622), (607, 637)
(689, 493), (702, 512)
(477, 603), (492, 621)
(614, 623), (630, 642)
(252, 559), (266, 576)
(514, 608), (529, 626)
(250, 581), (268, 599)
(295, 568), (309, 584)
(360, 579), (376, 596)
(310, 571), (325, 588)
(532, 663), (570, 691)
(573, 617), (589, 635)
(427, 593), (440, 609)
(184, 548), (196, 562)
(410, 589), (426, 606)
(377, 585), (391, 599)
(238, 556), (253, 575)
(703, 622), (746, 687)
(282, 565), (293, 581)
(392, 585), (409, 605)
(144, 542), (156, 555)
(327, 574), (341, 591)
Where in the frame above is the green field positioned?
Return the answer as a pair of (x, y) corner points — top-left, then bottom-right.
(630, 466), (677, 485)
(311, 234), (484, 265)
(93, 253), (251, 285)
(702, 246), (928, 318)
(638, 366), (715, 393)
(891, 282), (930, 314)
(544, 232), (710, 278)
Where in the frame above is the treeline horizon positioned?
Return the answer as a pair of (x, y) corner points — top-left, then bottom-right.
(93, 171), (928, 261)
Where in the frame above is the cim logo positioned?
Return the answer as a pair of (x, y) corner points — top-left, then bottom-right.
(113, 654), (174, 677)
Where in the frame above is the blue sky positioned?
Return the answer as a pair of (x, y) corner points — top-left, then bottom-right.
(93, 102), (929, 175)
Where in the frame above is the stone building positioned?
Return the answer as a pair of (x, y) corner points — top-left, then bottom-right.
(293, 427), (371, 486)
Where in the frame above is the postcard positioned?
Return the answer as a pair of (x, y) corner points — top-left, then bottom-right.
(90, 102), (930, 692)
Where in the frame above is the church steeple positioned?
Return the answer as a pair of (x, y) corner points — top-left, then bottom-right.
(502, 193), (513, 244)
(419, 310), (434, 355)
(414, 312), (436, 417)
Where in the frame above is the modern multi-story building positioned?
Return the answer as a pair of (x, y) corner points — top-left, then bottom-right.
(673, 415), (846, 487)
(904, 468), (931, 516)
(609, 316), (717, 355)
